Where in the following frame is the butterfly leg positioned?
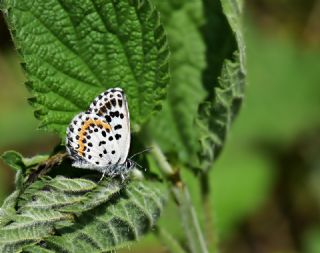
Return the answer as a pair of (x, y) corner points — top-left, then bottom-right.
(98, 170), (107, 182)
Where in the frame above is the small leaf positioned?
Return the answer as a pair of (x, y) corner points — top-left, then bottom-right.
(22, 154), (50, 168)
(2, 0), (170, 137)
(0, 191), (20, 228)
(1, 151), (25, 171)
(1, 151), (49, 173)
(49, 176), (97, 193)
(197, 54), (245, 170)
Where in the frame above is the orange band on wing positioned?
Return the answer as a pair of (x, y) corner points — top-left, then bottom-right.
(78, 119), (111, 156)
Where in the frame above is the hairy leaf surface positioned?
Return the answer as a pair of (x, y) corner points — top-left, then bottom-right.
(0, 175), (166, 252)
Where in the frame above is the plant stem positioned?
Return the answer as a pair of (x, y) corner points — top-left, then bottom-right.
(154, 226), (188, 253)
(200, 172), (218, 253)
(151, 143), (209, 253)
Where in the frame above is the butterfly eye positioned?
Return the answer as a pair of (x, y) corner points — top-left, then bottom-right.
(126, 160), (132, 169)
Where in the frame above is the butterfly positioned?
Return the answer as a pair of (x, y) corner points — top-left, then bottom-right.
(66, 87), (134, 178)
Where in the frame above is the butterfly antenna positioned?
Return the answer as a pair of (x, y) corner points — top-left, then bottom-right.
(129, 147), (153, 160)
(132, 161), (148, 172)
(129, 147), (153, 172)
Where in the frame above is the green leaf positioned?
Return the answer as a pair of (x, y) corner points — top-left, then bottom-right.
(0, 191), (20, 228)
(2, 0), (169, 137)
(0, 176), (167, 252)
(1, 151), (25, 172)
(150, 0), (207, 163)
(1, 151), (48, 172)
(196, 0), (246, 170)
(150, 0), (246, 170)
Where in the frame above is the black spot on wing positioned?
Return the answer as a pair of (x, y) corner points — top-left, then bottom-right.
(118, 99), (123, 107)
(111, 99), (116, 107)
(99, 141), (106, 146)
(114, 124), (122, 130)
(105, 115), (112, 123)
(106, 102), (111, 110)
(98, 106), (107, 115)
(115, 134), (121, 140)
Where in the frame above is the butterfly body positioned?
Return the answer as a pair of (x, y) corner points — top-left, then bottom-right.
(66, 87), (133, 177)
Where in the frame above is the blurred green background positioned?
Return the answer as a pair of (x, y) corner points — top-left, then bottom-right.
(1, 1), (320, 252)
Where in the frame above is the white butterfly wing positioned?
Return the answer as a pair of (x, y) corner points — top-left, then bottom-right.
(66, 112), (124, 170)
(87, 87), (130, 164)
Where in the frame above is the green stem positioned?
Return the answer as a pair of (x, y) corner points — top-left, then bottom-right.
(200, 172), (218, 253)
(154, 227), (188, 253)
(151, 143), (209, 253)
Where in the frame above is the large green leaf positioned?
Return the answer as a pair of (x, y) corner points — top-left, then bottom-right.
(0, 175), (167, 252)
(196, 0), (246, 170)
(150, 0), (246, 170)
(2, 0), (169, 137)
(150, 0), (207, 163)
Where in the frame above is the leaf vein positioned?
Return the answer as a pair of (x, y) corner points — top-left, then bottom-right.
(23, 6), (103, 87)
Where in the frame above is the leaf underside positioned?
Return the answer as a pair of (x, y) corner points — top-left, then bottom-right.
(196, 0), (246, 170)
(2, 0), (170, 137)
(150, 1), (207, 164)
(0, 176), (166, 253)
(150, 0), (246, 170)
